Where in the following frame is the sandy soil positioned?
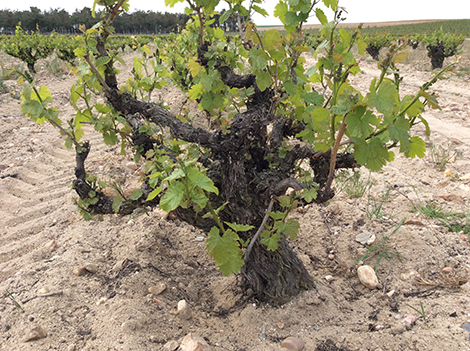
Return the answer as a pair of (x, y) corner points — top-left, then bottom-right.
(1, 38), (470, 351)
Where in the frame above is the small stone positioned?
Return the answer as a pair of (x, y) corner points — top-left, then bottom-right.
(404, 315), (417, 329)
(400, 270), (419, 281)
(44, 239), (58, 252)
(324, 275), (334, 282)
(125, 161), (137, 170)
(444, 169), (452, 177)
(442, 267), (453, 274)
(357, 265), (379, 289)
(96, 297), (107, 305)
(73, 267), (88, 276)
(186, 282), (199, 302)
(461, 282), (470, 293)
(180, 333), (211, 351)
(162, 340), (180, 351)
(195, 236), (205, 242)
(276, 322), (285, 329)
(177, 300), (192, 320)
(440, 194), (464, 203)
(356, 232), (376, 245)
(37, 287), (49, 295)
(281, 336), (305, 351)
(391, 325), (406, 335)
(328, 254), (335, 260)
(24, 326), (47, 342)
(84, 263), (98, 273)
(121, 320), (137, 332)
(460, 173), (470, 181)
(459, 184), (470, 192)
(148, 283), (167, 295)
(460, 235), (467, 241)
(404, 219), (425, 226)
(374, 325), (385, 331)
(386, 289), (395, 297)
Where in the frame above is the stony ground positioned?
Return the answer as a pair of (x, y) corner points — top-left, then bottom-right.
(1, 37), (470, 351)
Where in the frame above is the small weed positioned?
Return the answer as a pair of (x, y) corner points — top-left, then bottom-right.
(335, 170), (371, 198)
(456, 64), (470, 78)
(0, 78), (7, 94)
(414, 202), (448, 219)
(1, 64), (23, 80)
(407, 301), (426, 321)
(366, 186), (390, 221)
(413, 200), (470, 234)
(427, 141), (461, 171)
(5, 289), (24, 312)
(358, 218), (404, 271)
(9, 90), (21, 100)
(441, 211), (470, 234)
(46, 57), (69, 76)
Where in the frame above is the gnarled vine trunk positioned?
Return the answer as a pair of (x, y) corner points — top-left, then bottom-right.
(71, 30), (357, 304)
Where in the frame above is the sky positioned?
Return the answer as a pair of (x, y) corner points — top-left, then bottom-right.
(2, 0), (469, 25)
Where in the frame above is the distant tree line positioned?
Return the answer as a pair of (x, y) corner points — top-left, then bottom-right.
(0, 7), (189, 34)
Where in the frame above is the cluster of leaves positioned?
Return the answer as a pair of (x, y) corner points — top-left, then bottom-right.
(363, 33), (392, 61)
(2, 24), (56, 74)
(424, 29), (465, 69)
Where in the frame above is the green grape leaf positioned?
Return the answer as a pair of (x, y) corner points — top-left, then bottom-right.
(260, 231), (280, 251)
(283, 218), (300, 240)
(301, 188), (317, 202)
(188, 83), (203, 100)
(21, 99), (45, 123)
(268, 211), (286, 220)
(164, 0), (185, 7)
(278, 195), (292, 208)
(284, 12), (300, 32)
(159, 181), (185, 212)
(264, 29), (283, 52)
(345, 106), (378, 138)
(405, 136), (426, 158)
(146, 186), (162, 201)
(187, 167), (219, 194)
(401, 95), (424, 117)
(192, 193), (208, 210)
(112, 195), (123, 213)
(103, 131), (118, 145)
(206, 227), (244, 276)
(315, 8), (328, 25)
(419, 90), (441, 110)
(256, 70), (272, 92)
(301, 91), (323, 106)
(274, 1), (288, 22)
(187, 59), (201, 77)
(248, 48), (269, 71)
(354, 137), (395, 171)
(129, 189), (143, 200)
(219, 9), (233, 24)
(386, 115), (411, 152)
(225, 222), (255, 232)
(323, 0), (338, 10)
(357, 39), (367, 56)
(367, 79), (399, 115)
(252, 4), (269, 17)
